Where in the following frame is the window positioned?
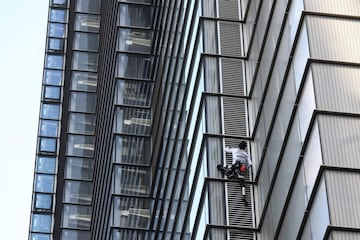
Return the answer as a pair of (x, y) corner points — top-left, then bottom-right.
(116, 54), (152, 79)
(68, 113), (96, 134)
(74, 14), (100, 32)
(34, 193), (53, 212)
(69, 92), (96, 113)
(30, 233), (51, 240)
(31, 214), (52, 232)
(65, 157), (94, 180)
(40, 120), (58, 137)
(76, 0), (101, 14)
(72, 51), (98, 71)
(48, 38), (65, 52)
(118, 4), (152, 28)
(67, 135), (95, 157)
(62, 204), (92, 229)
(44, 69), (62, 85)
(63, 180), (93, 204)
(41, 103), (60, 119)
(48, 23), (66, 38)
(117, 28), (153, 53)
(45, 54), (64, 69)
(39, 137), (57, 152)
(35, 174), (54, 193)
(44, 86), (61, 100)
(36, 156), (56, 174)
(52, 0), (67, 6)
(73, 32), (99, 51)
(50, 9), (67, 23)
(71, 71), (97, 92)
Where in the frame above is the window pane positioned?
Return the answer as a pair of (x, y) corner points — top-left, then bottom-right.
(30, 233), (51, 240)
(69, 92), (96, 113)
(50, 9), (67, 22)
(63, 180), (93, 204)
(34, 193), (53, 212)
(67, 135), (95, 157)
(39, 137), (57, 152)
(31, 214), (52, 232)
(72, 51), (98, 71)
(73, 32), (99, 51)
(48, 38), (65, 52)
(44, 69), (62, 85)
(44, 86), (61, 100)
(71, 71), (97, 92)
(113, 165), (150, 195)
(117, 28), (153, 53)
(62, 204), (92, 229)
(74, 14), (100, 32)
(118, 4), (152, 28)
(115, 107), (151, 135)
(35, 174), (54, 193)
(116, 79), (152, 106)
(61, 230), (90, 240)
(49, 23), (66, 37)
(41, 103), (60, 119)
(76, 0), (101, 14)
(116, 54), (152, 79)
(65, 157), (94, 180)
(114, 135), (151, 164)
(46, 54), (64, 69)
(40, 120), (58, 137)
(68, 113), (96, 134)
(52, 0), (67, 6)
(37, 156), (56, 174)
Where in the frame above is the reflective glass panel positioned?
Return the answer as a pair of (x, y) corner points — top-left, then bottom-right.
(63, 180), (93, 204)
(69, 92), (96, 113)
(114, 135), (151, 164)
(76, 0), (101, 14)
(62, 204), (92, 229)
(44, 69), (62, 85)
(50, 9), (67, 22)
(72, 51), (98, 71)
(46, 54), (64, 69)
(39, 137), (57, 152)
(48, 38), (65, 52)
(116, 54), (152, 79)
(49, 23), (66, 37)
(61, 230), (90, 240)
(31, 214), (52, 232)
(44, 86), (61, 100)
(40, 120), (58, 137)
(30, 233), (51, 240)
(67, 135), (95, 157)
(118, 4), (152, 28)
(74, 14), (100, 32)
(34, 193), (52, 212)
(35, 174), (54, 193)
(116, 79), (152, 106)
(65, 157), (94, 180)
(52, 0), (67, 6)
(68, 113), (96, 134)
(41, 103), (60, 119)
(36, 156), (56, 174)
(115, 107), (151, 134)
(113, 165), (151, 195)
(73, 32), (99, 51)
(71, 71), (97, 92)
(117, 28), (153, 53)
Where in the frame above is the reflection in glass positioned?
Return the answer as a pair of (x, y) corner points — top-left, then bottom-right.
(35, 174), (54, 193)
(68, 112), (96, 134)
(69, 92), (96, 113)
(50, 9), (67, 22)
(76, 0), (101, 14)
(74, 14), (100, 32)
(114, 135), (151, 164)
(49, 23), (66, 37)
(36, 156), (56, 174)
(73, 32), (99, 51)
(44, 69), (62, 85)
(41, 103), (60, 119)
(118, 4), (152, 28)
(65, 157), (94, 180)
(48, 38), (65, 52)
(71, 71), (97, 91)
(46, 54), (64, 69)
(113, 165), (150, 195)
(72, 51), (98, 71)
(34, 193), (52, 212)
(116, 54), (152, 79)
(44, 86), (61, 100)
(67, 135), (95, 157)
(62, 204), (92, 229)
(63, 180), (93, 204)
(31, 214), (52, 232)
(40, 120), (58, 137)
(117, 28), (153, 53)
(39, 137), (57, 152)
(61, 230), (90, 240)
(30, 233), (51, 240)
(116, 79), (152, 106)
(115, 107), (151, 134)
(52, 0), (67, 6)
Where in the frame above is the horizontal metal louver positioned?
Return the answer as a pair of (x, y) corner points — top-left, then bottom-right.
(219, 22), (242, 57)
(218, 0), (240, 19)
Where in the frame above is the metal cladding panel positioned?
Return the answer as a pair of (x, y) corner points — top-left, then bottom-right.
(329, 231), (360, 240)
(312, 64), (360, 113)
(218, 0), (240, 19)
(306, 16), (360, 63)
(318, 115), (360, 168)
(324, 171), (360, 228)
(304, 0), (360, 16)
(219, 22), (242, 57)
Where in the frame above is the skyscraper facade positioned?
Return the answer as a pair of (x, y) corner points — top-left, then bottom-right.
(29, 0), (360, 239)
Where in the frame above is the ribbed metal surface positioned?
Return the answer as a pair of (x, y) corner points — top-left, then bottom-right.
(329, 231), (360, 240)
(218, 0), (240, 19)
(325, 171), (360, 228)
(318, 115), (360, 169)
(306, 16), (360, 63)
(219, 22), (242, 57)
(222, 58), (245, 95)
(223, 97), (247, 136)
(304, 0), (360, 16)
